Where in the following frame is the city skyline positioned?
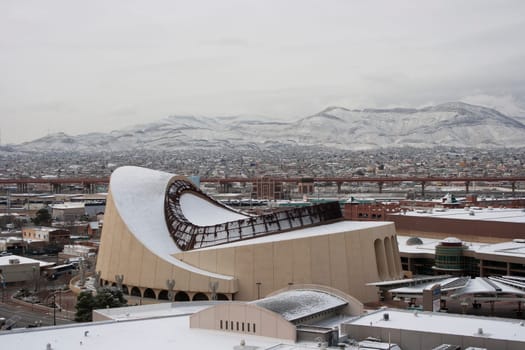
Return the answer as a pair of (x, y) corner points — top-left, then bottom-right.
(2, 0), (525, 144)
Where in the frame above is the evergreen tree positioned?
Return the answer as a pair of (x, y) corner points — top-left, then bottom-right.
(74, 291), (95, 322)
(74, 287), (127, 322)
(31, 208), (52, 226)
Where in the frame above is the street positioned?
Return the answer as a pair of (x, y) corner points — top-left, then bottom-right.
(1, 281), (76, 330)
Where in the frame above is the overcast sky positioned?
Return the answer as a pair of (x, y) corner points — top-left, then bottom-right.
(1, 0), (525, 144)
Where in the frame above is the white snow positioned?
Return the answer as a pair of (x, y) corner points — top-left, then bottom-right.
(0, 254), (54, 268)
(50, 202), (85, 209)
(450, 277), (525, 297)
(252, 289), (347, 321)
(179, 192), (248, 226)
(349, 308), (525, 342)
(0, 311), (284, 350)
(397, 235), (525, 259)
(393, 207), (525, 223)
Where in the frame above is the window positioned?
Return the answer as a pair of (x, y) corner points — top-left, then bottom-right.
(247, 323), (250, 332)
(220, 320), (223, 329)
(253, 323), (256, 333)
(236, 322), (239, 331)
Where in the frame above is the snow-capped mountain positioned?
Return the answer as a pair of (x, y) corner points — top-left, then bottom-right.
(12, 102), (525, 152)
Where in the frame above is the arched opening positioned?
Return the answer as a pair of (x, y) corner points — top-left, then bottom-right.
(158, 290), (169, 300)
(192, 292), (209, 301)
(122, 285), (129, 295)
(392, 235), (402, 277)
(130, 286), (141, 297)
(217, 293), (229, 301)
(111, 282), (117, 287)
(143, 288), (156, 299)
(175, 291), (190, 302)
(384, 236), (395, 279)
(104, 280), (109, 286)
(374, 238), (388, 280)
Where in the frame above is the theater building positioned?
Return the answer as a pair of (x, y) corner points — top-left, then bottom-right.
(95, 166), (403, 303)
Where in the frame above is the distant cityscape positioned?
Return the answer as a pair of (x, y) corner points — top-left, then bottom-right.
(2, 146), (525, 180)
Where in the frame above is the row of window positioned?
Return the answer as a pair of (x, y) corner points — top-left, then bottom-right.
(219, 320), (256, 333)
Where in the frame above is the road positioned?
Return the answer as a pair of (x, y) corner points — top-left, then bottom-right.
(1, 288), (75, 329)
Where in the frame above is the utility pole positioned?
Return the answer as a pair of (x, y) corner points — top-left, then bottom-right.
(53, 293), (56, 326)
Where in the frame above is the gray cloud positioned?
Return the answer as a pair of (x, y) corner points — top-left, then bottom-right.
(1, 0), (525, 144)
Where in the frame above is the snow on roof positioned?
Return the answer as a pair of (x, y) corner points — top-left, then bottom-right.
(0, 254), (54, 268)
(51, 202), (85, 209)
(349, 308), (525, 342)
(450, 277), (525, 298)
(109, 166), (234, 280)
(442, 237), (462, 244)
(179, 192), (248, 226)
(0, 311), (285, 350)
(393, 207), (525, 223)
(475, 240), (525, 258)
(388, 277), (459, 294)
(94, 301), (219, 321)
(252, 289), (347, 322)
(397, 235), (525, 259)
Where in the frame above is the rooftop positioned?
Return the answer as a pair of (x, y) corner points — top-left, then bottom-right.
(0, 254), (54, 268)
(397, 235), (525, 259)
(393, 207), (525, 223)
(251, 289), (347, 322)
(349, 308), (525, 342)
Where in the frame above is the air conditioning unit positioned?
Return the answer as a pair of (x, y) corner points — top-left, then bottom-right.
(9, 258), (20, 264)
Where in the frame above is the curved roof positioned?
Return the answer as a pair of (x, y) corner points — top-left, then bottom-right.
(109, 166), (234, 280)
(163, 174), (343, 251)
(406, 236), (424, 246)
(179, 192), (248, 225)
(251, 289), (347, 322)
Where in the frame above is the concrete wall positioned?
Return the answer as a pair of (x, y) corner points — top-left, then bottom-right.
(190, 303), (297, 341)
(176, 223), (401, 303)
(0, 261), (39, 283)
(96, 184), (402, 303)
(95, 191), (237, 296)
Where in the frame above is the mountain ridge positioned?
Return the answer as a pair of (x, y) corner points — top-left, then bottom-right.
(11, 102), (525, 152)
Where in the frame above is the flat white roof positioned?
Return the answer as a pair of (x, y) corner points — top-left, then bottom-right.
(348, 308), (525, 342)
(0, 254), (54, 268)
(0, 311), (285, 350)
(397, 235), (525, 259)
(51, 202), (85, 209)
(393, 207), (525, 223)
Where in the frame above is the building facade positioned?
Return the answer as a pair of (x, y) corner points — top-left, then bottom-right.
(95, 166), (403, 303)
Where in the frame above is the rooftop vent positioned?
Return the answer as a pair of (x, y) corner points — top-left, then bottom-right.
(8, 258), (20, 265)
(477, 327), (483, 335)
(383, 313), (389, 321)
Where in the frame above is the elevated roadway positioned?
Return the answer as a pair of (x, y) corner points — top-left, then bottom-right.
(1, 176), (524, 195)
